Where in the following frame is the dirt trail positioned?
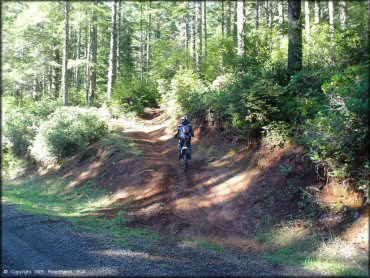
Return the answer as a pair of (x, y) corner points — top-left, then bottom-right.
(118, 108), (281, 251)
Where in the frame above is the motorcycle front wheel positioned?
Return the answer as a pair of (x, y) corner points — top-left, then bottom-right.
(181, 154), (188, 172)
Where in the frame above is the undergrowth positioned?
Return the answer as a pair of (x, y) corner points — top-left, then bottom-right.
(257, 219), (368, 277)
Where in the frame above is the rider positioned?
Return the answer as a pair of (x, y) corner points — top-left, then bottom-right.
(174, 116), (194, 160)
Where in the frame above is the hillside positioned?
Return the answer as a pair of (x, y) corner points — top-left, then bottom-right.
(4, 108), (368, 276)
(64, 108), (369, 247)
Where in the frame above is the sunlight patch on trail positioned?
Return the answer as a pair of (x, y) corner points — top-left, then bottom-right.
(173, 170), (259, 211)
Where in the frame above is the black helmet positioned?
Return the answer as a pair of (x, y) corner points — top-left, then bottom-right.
(181, 116), (189, 124)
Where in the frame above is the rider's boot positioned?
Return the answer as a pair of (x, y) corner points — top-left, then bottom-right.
(178, 150), (181, 160)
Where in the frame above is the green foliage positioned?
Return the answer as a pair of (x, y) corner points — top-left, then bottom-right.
(3, 98), (61, 156)
(281, 68), (333, 123)
(160, 66), (284, 139)
(2, 152), (27, 179)
(203, 36), (236, 81)
(262, 121), (293, 148)
(158, 68), (207, 120)
(151, 39), (187, 80)
(230, 76), (283, 138)
(335, 29), (365, 67)
(112, 75), (159, 115)
(30, 107), (108, 164)
(300, 64), (369, 181)
(68, 88), (90, 107)
(4, 111), (38, 156)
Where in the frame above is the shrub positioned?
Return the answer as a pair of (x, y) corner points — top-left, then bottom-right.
(281, 68), (333, 123)
(225, 74), (283, 139)
(300, 64), (369, 186)
(161, 67), (283, 140)
(4, 111), (38, 156)
(3, 98), (61, 157)
(2, 151), (26, 179)
(112, 75), (159, 115)
(159, 68), (207, 121)
(30, 107), (108, 165)
(262, 121), (293, 148)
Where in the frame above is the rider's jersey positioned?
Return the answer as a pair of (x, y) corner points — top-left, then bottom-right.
(178, 124), (193, 141)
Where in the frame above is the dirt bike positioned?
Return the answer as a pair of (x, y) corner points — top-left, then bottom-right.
(179, 146), (190, 172)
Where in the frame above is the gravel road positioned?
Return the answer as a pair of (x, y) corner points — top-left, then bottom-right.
(1, 201), (321, 277)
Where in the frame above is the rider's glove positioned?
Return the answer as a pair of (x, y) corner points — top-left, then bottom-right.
(174, 134), (178, 139)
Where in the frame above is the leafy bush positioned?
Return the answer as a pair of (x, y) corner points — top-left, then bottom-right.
(281, 68), (333, 123)
(335, 29), (365, 68)
(234, 77), (283, 138)
(2, 151), (26, 179)
(112, 75), (159, 115)
(4, 111), (38, 156)
(3, 98), (61, 157)
(203, 36), (237, 81)
(158, 68), (207, 121)
(262, 121), (293, 148)
(30, 107), (108, 165)
(161, 67), (283, 139)
(300, 64), (369, 181)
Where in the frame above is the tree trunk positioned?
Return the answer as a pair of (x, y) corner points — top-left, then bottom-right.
(328, 0), (336, 62)
(140, 4), (144, 83)
(191, 2), (196, 68)
(116, 0), (121, 76)
(85, 16), (91, 105)
(256, 0), (259, 29)
(237, 0), (245, 59)
(42, 74), (46, 98)
(243, 0), (246, 30)
(84, 9), (88, 59)
(146, 1), (151, 83)
(265, 0), (269, 26)
(314, 0), (320, 24)
(89, 0), (98, 105)
(75, 26), (81, 90)
(204, 1), (207, 63)
(269, 0), (273, 27)
(278, 0), (284, 25)
(328, 0), (335, 46)
(156, 14), (161, 39)
(339, 0), (347, 30)
(62, 1), (69, 106)
(107, 0), (118, 100)
(221, 1), (225, 37)
(305, 0), (310, 46)
(233, 1), (237, 42)
(51, 46), (60, 99)
(227, 0), (231, 36)
(33, 76), (38, 99)
(368, 0), (370, 36)
(195, 1), (202, 74)
(48, 64), (52, 95)
(84, 8), (90, 92)
(288, 0), (302, 73)
(185, 8), (189, 68)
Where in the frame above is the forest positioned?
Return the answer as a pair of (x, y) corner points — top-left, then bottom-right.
(2, 0), (369, 276)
